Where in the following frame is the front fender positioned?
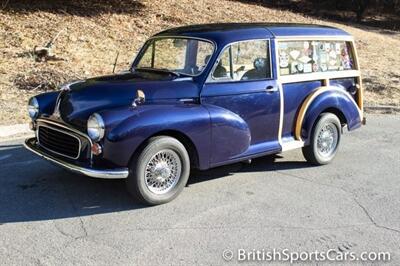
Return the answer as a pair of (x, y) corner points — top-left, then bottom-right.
(300, 88), (362, 143)
(99, 104), (211, 169)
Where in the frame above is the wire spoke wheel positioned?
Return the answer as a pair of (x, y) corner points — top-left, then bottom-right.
(127, 136), (190, 205)
(302, 113), (342, 165)
(316, 122), (338, 158)
(144, 149), (182, 195)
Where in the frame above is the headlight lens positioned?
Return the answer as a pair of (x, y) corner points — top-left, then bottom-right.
(28, 97), (39, 119)
(87, 113), (105, 142)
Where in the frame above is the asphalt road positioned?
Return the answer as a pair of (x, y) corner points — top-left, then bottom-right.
(0, 114), (399, 265)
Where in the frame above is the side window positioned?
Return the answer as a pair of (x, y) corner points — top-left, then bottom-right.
(278, 40), (355, 76)
(212, 40), (271, 81)
(196, 41), (214, 73)
(213, 47), (231, 79)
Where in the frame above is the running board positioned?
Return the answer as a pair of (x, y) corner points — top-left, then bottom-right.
(281, 140), (305, 152)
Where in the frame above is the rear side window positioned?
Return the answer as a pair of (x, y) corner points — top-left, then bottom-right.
(211, 39), (271, 81)
(278, 40), (355, 76)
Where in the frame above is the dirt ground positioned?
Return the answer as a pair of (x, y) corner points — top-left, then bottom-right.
(0, 0), (399, 125)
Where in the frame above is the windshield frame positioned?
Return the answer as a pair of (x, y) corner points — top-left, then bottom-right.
(131, 36), (216, 77)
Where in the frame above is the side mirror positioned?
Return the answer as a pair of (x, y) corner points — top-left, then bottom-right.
(132, 89), (145, 107)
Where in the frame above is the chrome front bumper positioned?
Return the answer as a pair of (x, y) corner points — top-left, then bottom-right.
(24, 138), (129, 179)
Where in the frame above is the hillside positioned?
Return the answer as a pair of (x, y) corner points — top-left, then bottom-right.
(1, 0), (399, 125)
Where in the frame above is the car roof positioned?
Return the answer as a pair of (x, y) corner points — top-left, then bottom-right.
(154, 23), (351, 46)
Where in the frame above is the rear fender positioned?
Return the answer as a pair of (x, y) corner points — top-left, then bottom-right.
(295, 87), (363, 143)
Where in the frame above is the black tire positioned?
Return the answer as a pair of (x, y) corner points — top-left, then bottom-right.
(126, 136), (190, 205)
(302, 113), (341, 165)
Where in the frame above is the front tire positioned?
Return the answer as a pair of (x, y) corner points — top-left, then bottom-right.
(126, 136), (190, 205)
(302, 113), (341, 165)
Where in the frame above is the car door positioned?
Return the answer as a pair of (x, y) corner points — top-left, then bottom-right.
(201, 39), (281, 165)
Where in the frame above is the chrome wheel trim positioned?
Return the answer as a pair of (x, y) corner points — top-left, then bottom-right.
(144, 149), (182, 195)
(316, 123), (338, 158)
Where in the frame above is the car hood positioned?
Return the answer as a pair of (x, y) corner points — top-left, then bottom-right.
(58, 72), (200, 129)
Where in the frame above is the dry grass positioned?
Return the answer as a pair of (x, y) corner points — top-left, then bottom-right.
(0, 0), (399, 125)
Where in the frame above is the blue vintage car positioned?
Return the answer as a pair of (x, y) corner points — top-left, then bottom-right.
(25, 23), (365, 204)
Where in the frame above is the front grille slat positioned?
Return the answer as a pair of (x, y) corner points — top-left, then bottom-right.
(39, 132), (79, 147)
(39, 138), (78, 154)
(38, 125), (81, 159)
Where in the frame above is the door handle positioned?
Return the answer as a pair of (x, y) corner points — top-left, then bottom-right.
(265, 86), (278, 93)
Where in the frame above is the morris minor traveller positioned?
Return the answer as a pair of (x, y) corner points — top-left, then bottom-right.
(25, 23), (365, 205)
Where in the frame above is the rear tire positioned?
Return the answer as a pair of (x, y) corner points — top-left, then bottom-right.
(126, 136), (190, 205)
(302, 113), (341, 165)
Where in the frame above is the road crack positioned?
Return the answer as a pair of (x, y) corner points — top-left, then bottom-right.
(352, 197), (400, 234)
(53, 221), (75, 239)
(275, 170), (400, 235)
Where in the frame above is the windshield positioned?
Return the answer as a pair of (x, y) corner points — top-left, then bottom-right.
(134, 37), (215, 76)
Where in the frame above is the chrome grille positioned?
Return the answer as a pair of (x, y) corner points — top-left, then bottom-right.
(38, 125), (81, 159)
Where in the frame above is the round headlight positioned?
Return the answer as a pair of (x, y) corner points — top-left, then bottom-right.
(87, 113), (105, 142)
(28, 97), (39, 119)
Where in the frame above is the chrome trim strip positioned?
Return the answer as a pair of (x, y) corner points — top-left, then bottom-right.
(53, 93), (62, 119)
(53, 80), (84, 119)
(37, 124), (82, 160)
(179, 98), (196, 103)
(173, 77), (193, 82)
(24, 138), (129, 179)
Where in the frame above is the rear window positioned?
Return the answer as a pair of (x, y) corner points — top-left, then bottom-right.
(277, 40), (355, 76)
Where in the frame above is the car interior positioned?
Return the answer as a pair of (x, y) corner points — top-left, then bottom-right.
(240, 57), (270, 80)
(211, 57), (270, 80)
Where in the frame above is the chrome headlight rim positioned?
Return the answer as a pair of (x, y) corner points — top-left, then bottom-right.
(28, 97), (39, 119)
(87, 113), (105, 142)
